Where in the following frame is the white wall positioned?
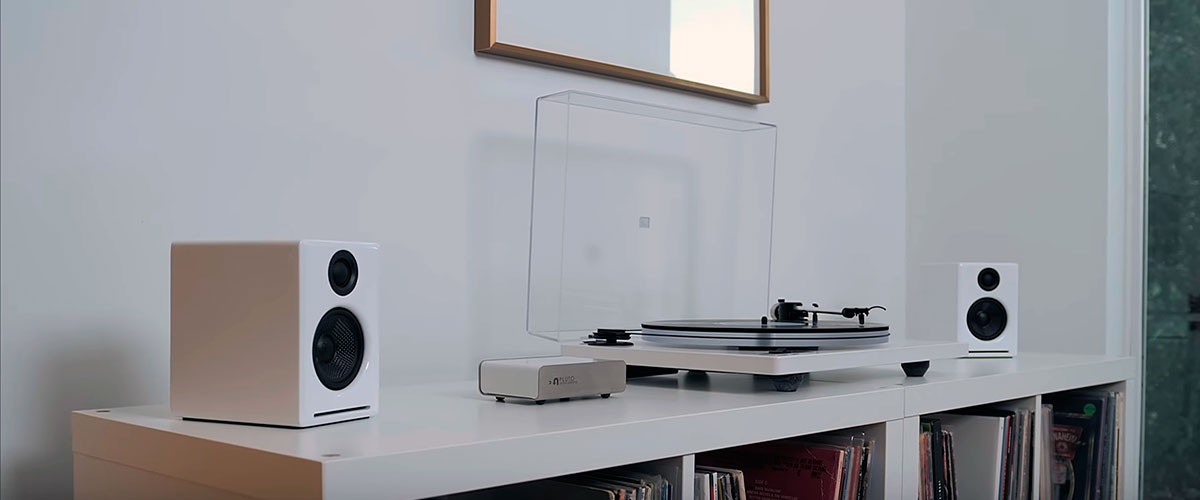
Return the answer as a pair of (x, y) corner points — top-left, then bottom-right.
(0, 1), (905, 497)
(905, 0), (1113, 354)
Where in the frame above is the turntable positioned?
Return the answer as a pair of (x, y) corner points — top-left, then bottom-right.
(637, 300), (889, 349)
(527, 91), (966, 391)
(565, 298), (964, 391)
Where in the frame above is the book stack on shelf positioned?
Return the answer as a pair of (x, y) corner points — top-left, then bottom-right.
(449, 464), (676, 500)
(693, 466), (745, 500)
(918, 406), (1036, 500)
(695, 430), (874, 500)
(1044, 388), (1123, 500)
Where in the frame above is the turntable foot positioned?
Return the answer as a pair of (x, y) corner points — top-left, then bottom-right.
(600, 393), (611, 399)
(535, 400), (546, 405)
(495, 396), (505, 402)
(902, 360), (930, 377)
(770, 373), (808, 392)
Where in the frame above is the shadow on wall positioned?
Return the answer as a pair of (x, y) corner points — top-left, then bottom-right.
(466, 131), (552, 363)
(6, 326), (155, 499)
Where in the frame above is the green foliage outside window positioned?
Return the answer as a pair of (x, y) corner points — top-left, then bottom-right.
(1146, 1), (1199, 498)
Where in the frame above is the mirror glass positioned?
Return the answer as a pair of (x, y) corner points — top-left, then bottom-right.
(495, 0), (763, 96)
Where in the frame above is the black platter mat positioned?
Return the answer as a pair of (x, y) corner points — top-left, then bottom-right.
(640, 319), (889, 334)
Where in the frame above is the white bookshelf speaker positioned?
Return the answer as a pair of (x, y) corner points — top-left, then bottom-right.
(171, 240), (379, 427)
(911, 262), (1018, 358)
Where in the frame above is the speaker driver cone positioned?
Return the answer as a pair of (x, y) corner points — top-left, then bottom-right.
(966, 297), (1007, 341)
(977, 267), (1000, 291)
(328, 250), (359, 296)
(312, 307), (364, 390)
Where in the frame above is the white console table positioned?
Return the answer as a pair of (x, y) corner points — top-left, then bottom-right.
(72, 353), (1136, 500)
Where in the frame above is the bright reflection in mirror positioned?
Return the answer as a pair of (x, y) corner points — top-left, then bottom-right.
(670, 0), (757, 94)
(496, 0), (761, 95)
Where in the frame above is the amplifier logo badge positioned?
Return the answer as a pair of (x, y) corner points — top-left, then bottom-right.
(548, 376), (579, 386)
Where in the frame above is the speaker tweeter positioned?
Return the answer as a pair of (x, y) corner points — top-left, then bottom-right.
(328, 249), (358, 296)
(977, 267), (1000, 292)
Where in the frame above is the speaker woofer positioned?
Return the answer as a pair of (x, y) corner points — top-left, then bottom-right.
(966, 297), (1008, 341)
(312, 307), (364, 390)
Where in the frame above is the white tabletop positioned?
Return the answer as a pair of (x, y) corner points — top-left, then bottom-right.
(74, 370), (903, 499)
(72, 352), (1134, 499)
(815, 352), (1138, 415)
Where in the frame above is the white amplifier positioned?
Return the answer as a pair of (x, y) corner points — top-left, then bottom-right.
(478, 356), (626, 405)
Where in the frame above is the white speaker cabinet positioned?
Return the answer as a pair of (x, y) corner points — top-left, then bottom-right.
(171, 240), (379, 427)
(911, 262), (1018, 358)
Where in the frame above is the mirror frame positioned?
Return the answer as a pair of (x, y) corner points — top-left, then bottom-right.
(474, 0), (770, 104)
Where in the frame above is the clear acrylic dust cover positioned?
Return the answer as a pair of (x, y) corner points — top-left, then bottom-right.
(526, 91), (779, 343)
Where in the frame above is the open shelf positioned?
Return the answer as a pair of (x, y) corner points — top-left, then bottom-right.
(439, 456), (692, 500)
(442, 422), (895, 500)
(1039, 382), (1127, 500)
(911, 396), (1041, 500)
(901, 379), (1131, 499)
(694, 422), (893, 500)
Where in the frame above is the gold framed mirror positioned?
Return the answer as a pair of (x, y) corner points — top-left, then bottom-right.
(475, 0), (769, 104)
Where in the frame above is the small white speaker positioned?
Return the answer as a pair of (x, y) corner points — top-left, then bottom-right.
(171, 240), (379, 427)
(911, 262), (1017, 358)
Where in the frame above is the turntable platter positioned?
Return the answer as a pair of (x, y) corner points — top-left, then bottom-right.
(638, 319), (889, 348)
(642, 319), (888, 334)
